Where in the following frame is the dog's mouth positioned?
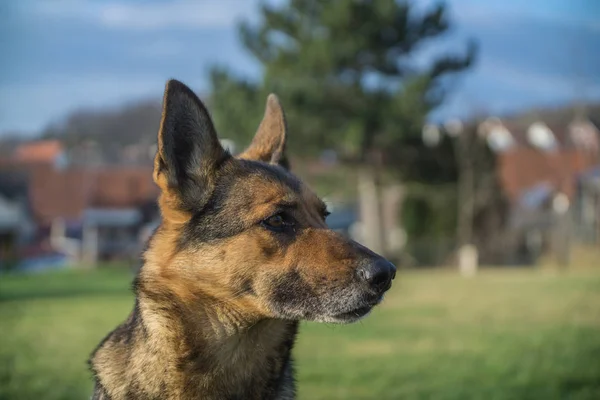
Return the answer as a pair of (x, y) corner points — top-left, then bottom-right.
(328, 295), (384, 323)
(332, 305), (373, 322)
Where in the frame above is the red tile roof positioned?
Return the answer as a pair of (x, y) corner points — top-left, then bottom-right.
(14, 140), (63, 164)
(28, 166), (158, 225)
(498, 148), (597, 202)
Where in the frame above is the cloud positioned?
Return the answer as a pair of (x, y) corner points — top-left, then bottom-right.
(31, 0), (256, 31)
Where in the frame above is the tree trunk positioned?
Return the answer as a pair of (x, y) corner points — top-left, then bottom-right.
(454, 126), (478, 274)
(355, 147), (387, 254)
(358, 167), (385, 256)
(456, 132), (475, 247)
(382, 184), (405, 258)
(372, 150), (388, 256)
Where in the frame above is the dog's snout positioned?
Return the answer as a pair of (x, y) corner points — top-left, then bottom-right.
(357, 258), (396, 292)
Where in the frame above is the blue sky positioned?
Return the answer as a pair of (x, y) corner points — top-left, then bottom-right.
(1, 0), (599, 135)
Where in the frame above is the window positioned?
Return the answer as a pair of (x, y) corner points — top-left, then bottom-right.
(487, 126), (515, 153)
(527, 122), (557, 151)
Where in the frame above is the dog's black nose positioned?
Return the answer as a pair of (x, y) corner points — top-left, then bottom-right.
(357, 259), (396, 292)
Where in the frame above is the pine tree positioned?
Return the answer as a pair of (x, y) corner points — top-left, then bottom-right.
(210, 0), (476, 169)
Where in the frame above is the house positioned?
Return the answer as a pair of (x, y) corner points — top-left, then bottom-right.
(0, 171), (35, 270)
(80, 208), (145, 263)
(27, 165), (158, 225)
(477, 115), (600, 262)
(0, 194), (32, 267)
(575, 166), (600, 244)
(0, 139), (161, 265)
(13, 140), (67, 167)
(482, 118), (599, 202)
(29, 165), (160, 263)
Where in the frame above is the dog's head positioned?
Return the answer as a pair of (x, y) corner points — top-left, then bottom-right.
(147, 80), (395, 324)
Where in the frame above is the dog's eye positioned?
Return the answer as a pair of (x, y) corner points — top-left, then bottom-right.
(262, 213), (290, 232)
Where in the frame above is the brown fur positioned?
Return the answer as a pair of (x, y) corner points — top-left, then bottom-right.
(90, 80), (395, 399)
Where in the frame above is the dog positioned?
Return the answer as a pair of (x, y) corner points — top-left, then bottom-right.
(89, 79), (396, 400)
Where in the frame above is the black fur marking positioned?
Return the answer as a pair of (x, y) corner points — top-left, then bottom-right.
(125, 380), (163, 400)
(264, 323), (298, 396)
(159, 79), (232, 212)
(270, 270), (319, 319)
(91, 382), (111, 400)
(240, 277), (256, 296)
(223, 321), (299, 400)
(277, 154), (291, 171)
(88, 299), (147, 395)
(178, 160), (302, 248)
(259, 241), (278, 257)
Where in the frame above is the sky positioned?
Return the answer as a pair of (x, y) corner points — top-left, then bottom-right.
(1, 0), (599, 136)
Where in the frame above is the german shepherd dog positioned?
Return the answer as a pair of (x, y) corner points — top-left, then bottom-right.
(89, 80), (396, 400)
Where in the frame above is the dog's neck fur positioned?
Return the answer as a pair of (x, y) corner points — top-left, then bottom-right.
(90, 254), (298, 400)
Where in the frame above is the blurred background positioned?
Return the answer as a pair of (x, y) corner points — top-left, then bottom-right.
(1, 0), (599, 399)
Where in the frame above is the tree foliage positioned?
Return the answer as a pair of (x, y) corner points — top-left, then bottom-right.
(210, 0), (476, 180)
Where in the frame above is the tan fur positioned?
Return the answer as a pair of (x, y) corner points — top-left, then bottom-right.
(239, 94), (287, 164)
(93, 224), (297, 399)
(90, 81), (394, 400)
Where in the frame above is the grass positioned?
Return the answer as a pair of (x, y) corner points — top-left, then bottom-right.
(1, 267), (599, 400)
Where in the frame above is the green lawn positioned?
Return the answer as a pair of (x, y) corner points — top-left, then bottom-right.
(1, 267), (599, 400)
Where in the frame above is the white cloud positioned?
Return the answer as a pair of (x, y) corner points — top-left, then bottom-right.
(32, 0), (257, 30)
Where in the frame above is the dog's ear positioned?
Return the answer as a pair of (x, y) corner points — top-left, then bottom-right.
(153, 79), (230, 223)
(238, 94), (289, 169)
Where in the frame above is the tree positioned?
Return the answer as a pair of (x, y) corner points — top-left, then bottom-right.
(211, 0), (475, 165)
(439, 119), (509, 264)
(209, 0), (476, 256)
